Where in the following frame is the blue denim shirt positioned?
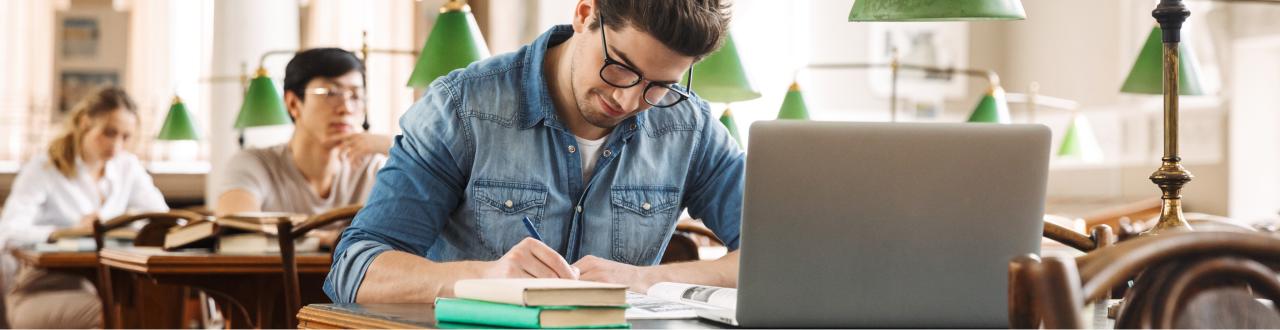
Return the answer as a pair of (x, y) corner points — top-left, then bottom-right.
(323, 25), (745, 303)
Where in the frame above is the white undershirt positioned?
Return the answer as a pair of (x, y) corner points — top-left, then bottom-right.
(575, 135), (608, 181)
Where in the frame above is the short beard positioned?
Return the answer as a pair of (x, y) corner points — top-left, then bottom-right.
(569, 54), (617, 130)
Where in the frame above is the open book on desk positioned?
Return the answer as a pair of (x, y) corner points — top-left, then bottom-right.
(625, 282), (736, 320)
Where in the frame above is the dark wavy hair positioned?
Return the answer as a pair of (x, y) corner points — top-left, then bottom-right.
(588, 0), (733, 59)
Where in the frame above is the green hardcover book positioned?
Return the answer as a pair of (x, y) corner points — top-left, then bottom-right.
(434, 298), (629, 328)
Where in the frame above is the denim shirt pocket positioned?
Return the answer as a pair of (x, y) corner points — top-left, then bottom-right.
(610, 185), (680, 265)
(472, 180), (548, 258)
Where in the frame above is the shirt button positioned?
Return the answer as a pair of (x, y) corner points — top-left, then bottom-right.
(641, 202), (651, 210)
(567, 146), (577, 153)
(504, 200), (513, 208)
(575, 205), (583, 213)
(602, 149), (612, 157)
(631, 124), (638, 130)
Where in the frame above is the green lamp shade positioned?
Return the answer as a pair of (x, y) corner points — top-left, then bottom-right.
(849, 0), (1026, 21)
(1057, 114), (1103, 162)
(157, 97), (199, 140)
(689, 35), (761, 103)
(967, 86), (1012, 124)
(777, 81), (810, 120)
(719, 108), (742, 146)
(406, 8), (491, 88)
(1120, 26), (1205, 95)
(235, 73), (291, 129)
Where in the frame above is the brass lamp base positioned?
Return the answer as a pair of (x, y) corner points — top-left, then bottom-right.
(1143, 159), (1194, 235)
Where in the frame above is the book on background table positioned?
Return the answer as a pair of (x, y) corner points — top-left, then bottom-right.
(163, 214), (318, 253)
(434, 298), (629, 328)
(453, 278), (628, 307)
(216, 232), (319, 254)
(218, 212), (308, 235)
(624, 282), (737, 320)
(47, 226), (136, 241)
(42, 227), (135, 252)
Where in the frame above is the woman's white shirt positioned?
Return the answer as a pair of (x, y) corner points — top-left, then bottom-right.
(0, 152), (169, 247)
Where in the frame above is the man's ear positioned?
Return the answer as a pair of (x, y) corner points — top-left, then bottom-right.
(571, 0), (595, 34)
(284, 90), (303, 122)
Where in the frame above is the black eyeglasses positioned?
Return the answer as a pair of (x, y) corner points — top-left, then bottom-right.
(305, 87), (366, 109)
(598, 18), (693, 108)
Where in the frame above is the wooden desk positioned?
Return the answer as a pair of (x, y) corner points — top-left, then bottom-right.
(298, 303), (724, 329)
(9, 248), (97, 279)
(299, 301), (1119, 329)
(99, 247), (332, 329)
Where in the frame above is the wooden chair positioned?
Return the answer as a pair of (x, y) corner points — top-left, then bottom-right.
(1021, 231), (1280, 329)
(276, 205), (362, 329)
(661, 221), (725, 264)
(91, 210), (204, 329)
(1008, 221), (1115, 328)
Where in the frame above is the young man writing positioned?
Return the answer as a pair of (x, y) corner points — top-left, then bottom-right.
(325, 0), (742, 303)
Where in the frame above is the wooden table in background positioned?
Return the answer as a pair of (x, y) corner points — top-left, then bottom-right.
(10, 248), (97, 280)
(10, 247), (189, 328)
(298, 303), (724, 329)
(99, 247), (332, 329)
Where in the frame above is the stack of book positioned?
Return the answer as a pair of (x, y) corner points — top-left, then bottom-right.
(435, 279), (630, 328)
(163, 212), (315, 253)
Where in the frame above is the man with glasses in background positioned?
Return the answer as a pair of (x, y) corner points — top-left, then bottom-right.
(215, 48), (391, 220)
(325, 0), (740, 304)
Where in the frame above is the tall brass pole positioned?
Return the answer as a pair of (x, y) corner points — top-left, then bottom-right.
(889, 48), (900, 123)
(1145, 0), (1194, 234)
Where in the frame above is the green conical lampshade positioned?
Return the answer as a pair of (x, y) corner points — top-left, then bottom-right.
(235, 68), (291, 129)
(1058, 113), (1103, 162)
(406, 1), (491, 88)
(689, 35), (760, 103)
(157, 96), (198, 140)
(849, 0), (1026, 21)
(719, 108), (742, 146)
(967, 86), (1012, 124)
(1120, 26), (1205, 95)
(777, 81), (810, 120)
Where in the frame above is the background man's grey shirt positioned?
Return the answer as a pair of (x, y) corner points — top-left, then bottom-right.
(216, 144), (386, 215)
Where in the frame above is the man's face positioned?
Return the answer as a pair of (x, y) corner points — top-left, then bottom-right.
(569, 16), (696, 130)
(286, 71), (364, 142)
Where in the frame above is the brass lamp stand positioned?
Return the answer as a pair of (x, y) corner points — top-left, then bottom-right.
(1145, 0), (1194, 234)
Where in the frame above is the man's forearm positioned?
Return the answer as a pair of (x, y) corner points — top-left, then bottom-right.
(643, 250), (739, 288)
(355, 250), (486, 303)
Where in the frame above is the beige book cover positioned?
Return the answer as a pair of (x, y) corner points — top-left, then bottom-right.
(453, 278), (627, 307)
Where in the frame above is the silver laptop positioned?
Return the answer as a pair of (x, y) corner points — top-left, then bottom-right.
(703, 121), (1050, 328)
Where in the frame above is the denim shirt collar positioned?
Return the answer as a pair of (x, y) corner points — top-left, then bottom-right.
(519, 25), (646, 132)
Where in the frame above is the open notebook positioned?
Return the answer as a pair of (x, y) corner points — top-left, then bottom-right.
(624, 282), (736, 322)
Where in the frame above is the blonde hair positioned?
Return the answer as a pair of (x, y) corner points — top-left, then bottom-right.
(48, 87), (138, 177)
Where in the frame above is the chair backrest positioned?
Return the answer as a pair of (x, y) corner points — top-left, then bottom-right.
(277, 205), (362, 329)
(1008, 222), (1114, 328)
(660, 221), (725, 264)
(91, 210), (204, 329)
(92, 210), (205, 250)
(1024, 231), (1280, 329)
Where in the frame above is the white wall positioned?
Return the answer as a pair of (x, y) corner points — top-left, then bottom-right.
(1228, 38), (1280, 221)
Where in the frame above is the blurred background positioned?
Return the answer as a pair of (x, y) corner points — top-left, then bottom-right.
(1, 0), (1279, 224)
